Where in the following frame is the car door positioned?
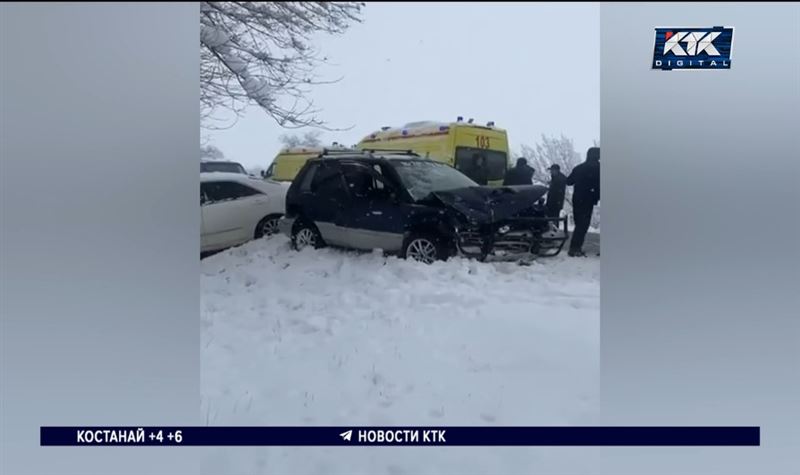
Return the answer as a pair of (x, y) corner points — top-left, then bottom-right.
(201, 180), (268, 250)
(339, 162), (407, 252)
(303, 162), (351, 246)
(234, 180), (274, 223)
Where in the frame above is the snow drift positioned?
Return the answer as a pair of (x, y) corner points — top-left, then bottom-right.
(201, 235), (599, 474)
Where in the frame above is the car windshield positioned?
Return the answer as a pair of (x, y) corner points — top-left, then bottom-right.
(392, 160), (478, 200)
(201, 161), (247, 174)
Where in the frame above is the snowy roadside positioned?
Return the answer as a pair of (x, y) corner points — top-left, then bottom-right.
(201, 235), (599, 474)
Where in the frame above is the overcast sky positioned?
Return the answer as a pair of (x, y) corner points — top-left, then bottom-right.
(205, 2), (599, 170)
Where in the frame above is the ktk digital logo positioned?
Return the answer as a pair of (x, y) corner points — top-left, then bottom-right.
(652, 26), (734, 70)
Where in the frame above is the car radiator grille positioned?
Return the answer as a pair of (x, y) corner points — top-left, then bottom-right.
(457, 227), (535, 258)
(457, 229), (485, 255)
(492, 230), (534, 256)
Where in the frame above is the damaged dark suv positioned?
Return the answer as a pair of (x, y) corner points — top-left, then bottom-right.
(277, 150), (568, 263)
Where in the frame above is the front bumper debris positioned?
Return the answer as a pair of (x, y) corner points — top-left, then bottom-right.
(455, 216), (569, 260)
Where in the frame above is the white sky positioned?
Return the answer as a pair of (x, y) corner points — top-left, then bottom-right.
(205, 2), (599, 170)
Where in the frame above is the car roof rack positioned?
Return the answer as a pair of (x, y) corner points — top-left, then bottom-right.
(315, 148), (358, 158)
(316, 148), (421, 158)
(359, 149), (420, 156)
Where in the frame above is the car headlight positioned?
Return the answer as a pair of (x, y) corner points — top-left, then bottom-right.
(498, 225), (510, 234)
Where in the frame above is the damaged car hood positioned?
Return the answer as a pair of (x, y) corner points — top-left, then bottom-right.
(432, 185), (549, 223)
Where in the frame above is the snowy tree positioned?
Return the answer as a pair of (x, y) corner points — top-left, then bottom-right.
(200, 2), (363, 129)
(279, 130), (323, 148)
(520, 134), (600, 230)
(201, 144), (225, 160)
(520, 134), (581, 180)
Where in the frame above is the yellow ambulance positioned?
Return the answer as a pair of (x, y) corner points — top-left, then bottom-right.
(264, 144), (347, 182)
(356, 118), (511, 186)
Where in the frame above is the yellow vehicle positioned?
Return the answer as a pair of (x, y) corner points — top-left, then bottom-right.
(264, 144), (351, 182)
(264, 146), (324, 182)
(357, 118), (511, 186)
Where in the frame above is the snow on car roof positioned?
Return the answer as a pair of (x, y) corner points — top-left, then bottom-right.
(402, 120), (447, 129)
(361, 120), (506, 142)
(364, 121), (447, 139)
(201, 172), (263, 182)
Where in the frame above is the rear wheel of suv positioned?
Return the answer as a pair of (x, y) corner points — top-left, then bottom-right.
(291, 220), (325, 251)
(402, 234), (446, 264)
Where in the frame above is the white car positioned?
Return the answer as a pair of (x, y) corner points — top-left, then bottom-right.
(200, 159), (248, 175)
(201, 172), (287, 253)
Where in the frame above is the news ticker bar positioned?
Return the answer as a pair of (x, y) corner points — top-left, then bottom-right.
(40, 426), (760, 446)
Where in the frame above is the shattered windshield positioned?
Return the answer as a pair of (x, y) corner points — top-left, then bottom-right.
(392, 160), (478, 201)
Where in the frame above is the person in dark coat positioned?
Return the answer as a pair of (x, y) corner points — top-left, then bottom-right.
(502, 157), (535, 186)
(545, 164), (567, 219)
(472, 153), (489, 185)
(566, 147), (600, 257)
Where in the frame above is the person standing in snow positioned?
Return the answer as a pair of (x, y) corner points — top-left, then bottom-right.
(545, 164), (567, 219)
(502, 157), (535, 186)
(566, 147), (600, 257)
(472, 153), (489, 186)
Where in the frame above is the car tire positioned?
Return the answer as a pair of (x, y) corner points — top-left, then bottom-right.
(254, 214), (282, 239)
(402, 233), (447, 264)
(291, 220), (325, 251)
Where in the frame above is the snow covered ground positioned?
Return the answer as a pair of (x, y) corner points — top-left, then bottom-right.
(201, 235), (599, 475)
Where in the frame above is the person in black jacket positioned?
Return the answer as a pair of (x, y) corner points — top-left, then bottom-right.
(566, 147), (600, 257)
(502, 157), (535, 186)
(545, 164), (567, 219)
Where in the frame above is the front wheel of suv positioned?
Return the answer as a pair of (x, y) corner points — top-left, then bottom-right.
(402, 234), (446, 264)
(291, 220), (325, 251)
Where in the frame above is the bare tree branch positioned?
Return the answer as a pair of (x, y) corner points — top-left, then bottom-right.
(279, 130), (323, 148)
(200, 144), (226, 160)
(200, 1), (363, 131)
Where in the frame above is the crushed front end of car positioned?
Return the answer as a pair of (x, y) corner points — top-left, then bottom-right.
(434, 185), (569, 261)
(453, 214), (569, 261)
